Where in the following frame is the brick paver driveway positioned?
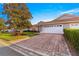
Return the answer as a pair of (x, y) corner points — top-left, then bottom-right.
(14, 33), (71, 56)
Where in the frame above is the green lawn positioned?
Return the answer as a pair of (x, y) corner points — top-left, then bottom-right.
(0, 31), (39, 46)
(23, 31), (39, 36)
(0, 32), (39, 41)
(0, 33), (27, 41)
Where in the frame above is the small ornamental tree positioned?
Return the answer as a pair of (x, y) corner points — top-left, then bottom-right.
(3, 3), (32, 35)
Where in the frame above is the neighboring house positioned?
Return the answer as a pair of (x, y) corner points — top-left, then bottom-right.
(29, 24), (39, 31)
(38, 14), (79, 34)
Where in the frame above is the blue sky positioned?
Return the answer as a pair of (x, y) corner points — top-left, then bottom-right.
(0, 3), (79, 24)
(27, 3), (79, 24)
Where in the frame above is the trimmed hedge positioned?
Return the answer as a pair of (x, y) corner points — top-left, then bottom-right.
(64, 28), (79, 52)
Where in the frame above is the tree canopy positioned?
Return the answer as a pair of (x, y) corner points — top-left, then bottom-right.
(0, 18), (6, 31)
(3, 3), (32, 31)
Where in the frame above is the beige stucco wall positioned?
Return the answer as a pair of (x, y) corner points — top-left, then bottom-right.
(63, 24), (70, 29)
(69, 23), (79, 28)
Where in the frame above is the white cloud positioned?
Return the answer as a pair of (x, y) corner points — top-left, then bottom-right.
(41, 19), (52, 22)
(40, 8), (79, 23)
(33, 8), (79, 25)
(60, 8), (79, 15)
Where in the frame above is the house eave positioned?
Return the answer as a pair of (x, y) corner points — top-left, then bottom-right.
(38, 20), (79, 26)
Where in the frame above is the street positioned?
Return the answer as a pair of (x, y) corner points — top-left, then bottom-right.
(0, 46), (23, 56)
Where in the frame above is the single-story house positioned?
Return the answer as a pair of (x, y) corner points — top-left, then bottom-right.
(29, 24), (39, 32)
(37, 14), (79, 34)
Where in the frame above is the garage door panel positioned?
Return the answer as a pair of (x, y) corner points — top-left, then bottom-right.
(41, 27), (63, 34)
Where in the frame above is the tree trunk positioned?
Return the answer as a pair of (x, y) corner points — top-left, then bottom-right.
(19, 30), (23, 35)
(11, 29), (23, 36)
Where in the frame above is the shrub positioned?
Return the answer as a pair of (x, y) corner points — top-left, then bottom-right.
(64, 28), (79, 53)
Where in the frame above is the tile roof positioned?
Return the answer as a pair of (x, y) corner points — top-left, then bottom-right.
(38, 14), (79, 26)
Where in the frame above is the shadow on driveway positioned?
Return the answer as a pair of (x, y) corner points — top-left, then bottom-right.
(0, 46), (23, 56)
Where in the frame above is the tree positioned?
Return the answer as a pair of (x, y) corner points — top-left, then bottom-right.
(0, 18), (6, 32)
(3, 3), (32, 35)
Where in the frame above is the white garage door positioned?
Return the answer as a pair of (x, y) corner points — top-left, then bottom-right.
(40, 26), (63, 34)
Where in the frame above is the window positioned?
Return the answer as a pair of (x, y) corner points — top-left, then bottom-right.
(57, 25), (59, 27)
(56, 25), (62, 27)
(59, 25), (62, 27)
